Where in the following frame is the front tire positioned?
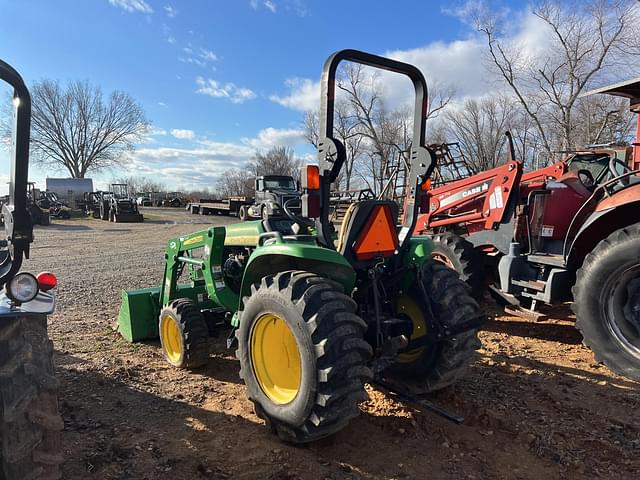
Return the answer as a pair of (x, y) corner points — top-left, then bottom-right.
(238, 205), (248, 222)
(1, 315), (63, 479)
(388, 260), (482, 392)
(573, 224), (640, 380)
(236, 271), (372, 443)
(159, 299), (209, 369)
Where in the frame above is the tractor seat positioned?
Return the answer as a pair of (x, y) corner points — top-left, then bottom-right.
(337, 200), (399, 267)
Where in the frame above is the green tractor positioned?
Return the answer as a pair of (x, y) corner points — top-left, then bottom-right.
(118, 50), (483, 443)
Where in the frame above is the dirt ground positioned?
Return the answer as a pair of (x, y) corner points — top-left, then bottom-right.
(22, 208), (640, 480)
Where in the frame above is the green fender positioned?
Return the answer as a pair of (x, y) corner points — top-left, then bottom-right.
(235, 237), (356, 325)
(399, 236), (434, 291)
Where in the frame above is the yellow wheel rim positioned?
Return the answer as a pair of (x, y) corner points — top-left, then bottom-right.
(397, 295), (427, 363)
(160, 315), (183, 364)
(250, 313), (301, 404)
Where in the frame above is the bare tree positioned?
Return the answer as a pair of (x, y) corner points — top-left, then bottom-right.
(443, 95), (514, 172)
(11, 79), (149, 178)
(215, 168), (254, 197)
(303, 99), (365, 190)
(476, 0), (640, 152)
(111, 176), (165, 197)
(249, 146), (301, 177)
(573, 94), (636, 146)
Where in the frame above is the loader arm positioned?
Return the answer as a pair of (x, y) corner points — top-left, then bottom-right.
(415, 160), (522, 233)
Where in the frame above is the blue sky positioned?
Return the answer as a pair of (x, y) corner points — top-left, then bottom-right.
(0, 0), (544, 191)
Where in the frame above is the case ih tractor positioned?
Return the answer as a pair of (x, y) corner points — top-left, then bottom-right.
(118, 50), (483, 443)
(415, 79), (640, 381)
(0, 60), (61, 479)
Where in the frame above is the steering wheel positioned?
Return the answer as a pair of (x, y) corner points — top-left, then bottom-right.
(577, 169), (595, 190)
(283, 198), (314, 227)
(608, 156), (633, 186)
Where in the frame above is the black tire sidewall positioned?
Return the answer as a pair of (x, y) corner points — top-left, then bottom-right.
(238, 289), (317, 426)
(239, 205), (247, 221)
(575, 235), (640, 375)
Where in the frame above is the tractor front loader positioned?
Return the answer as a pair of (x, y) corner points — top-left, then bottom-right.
(118, 49), (483, 443)
(0, 59), (61, 479)
(105, 184), (143, 223)
(416, 79), (640, 380)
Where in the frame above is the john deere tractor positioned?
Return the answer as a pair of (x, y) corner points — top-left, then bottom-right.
(0, 60), (61, 478)
(118, 50), (483, 443)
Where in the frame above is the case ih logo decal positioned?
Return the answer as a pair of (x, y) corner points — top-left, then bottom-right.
(439, 182), (490, 208)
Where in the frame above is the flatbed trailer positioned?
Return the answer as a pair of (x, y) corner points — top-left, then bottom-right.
(187, 196), (253, 216)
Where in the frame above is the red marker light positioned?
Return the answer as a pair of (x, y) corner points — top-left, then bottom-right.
(36, 271), (58, 291)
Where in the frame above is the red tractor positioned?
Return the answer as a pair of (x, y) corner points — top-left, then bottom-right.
(415, 78), (640, 381)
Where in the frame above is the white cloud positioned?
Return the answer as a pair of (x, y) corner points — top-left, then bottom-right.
(123, 141), (254, 190)
(441, 0), (484, 24)
(242, 127), (306, 149)
(167, 36), (176, 44)
(157, 102), (168, 108)
(171, 129), (195, 140)
(150, 127), (167, 136)
(200, 48), (218, 62)
(195, 77), (257, 104)
(179, 47), (218, 69)
(270, 9), (555, 114)
(180, 56), (206, 67)
(108, 0), (153, 14)
(270, 77), (319, 111)
(164, 4), (178, 18)
(250, 0), (282, 13)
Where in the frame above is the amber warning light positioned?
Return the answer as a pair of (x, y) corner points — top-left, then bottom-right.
(301, 165), (321, 218)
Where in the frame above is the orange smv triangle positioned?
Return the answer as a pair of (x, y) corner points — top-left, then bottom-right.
(353, 205), (399, 260)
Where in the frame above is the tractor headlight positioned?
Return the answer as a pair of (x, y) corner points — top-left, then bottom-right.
(6, 272), (39, 303)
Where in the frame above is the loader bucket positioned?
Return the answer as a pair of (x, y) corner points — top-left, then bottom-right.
(118, 283), (217, 342)
(114, 213), (144, 223)
(118, 287), (160, 342)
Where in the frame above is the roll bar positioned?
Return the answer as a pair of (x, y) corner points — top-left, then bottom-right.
(316, 49), (435, 248)
(0, 59), (34, 285)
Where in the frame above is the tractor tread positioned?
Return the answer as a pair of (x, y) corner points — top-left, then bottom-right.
(237, 270), (371, 443)
(1, 315), (63, 480)
(389, 261), (483, 392)
(162, 299), (209, 369)
(572, 223), (640, 380)
(431, 232), (484, 299)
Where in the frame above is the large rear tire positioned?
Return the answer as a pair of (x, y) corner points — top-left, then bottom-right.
(573, 224), (640, 380)
(236, 271), (372, 443)
(99, 201), (109, 221)
(159, 299), (210, 369)
(430, 232), (484, 300)
(387, 260), (482, 392)
(1, 315), (63, 480)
